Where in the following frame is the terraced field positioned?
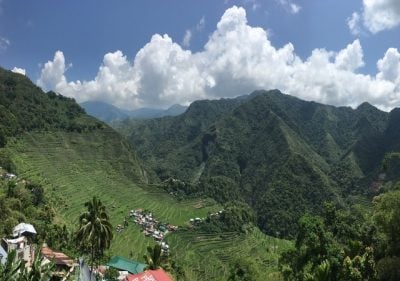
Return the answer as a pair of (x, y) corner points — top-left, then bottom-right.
(166, 227), (292, 280)
(5, 130), (219, 259)
(5, 130), (293, 280)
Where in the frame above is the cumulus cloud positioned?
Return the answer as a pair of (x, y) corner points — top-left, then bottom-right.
(11, 67), (26, 75)
(37, 51), (67, 92)
(37, 6), (400, 111)
(350, 0), (400, 34)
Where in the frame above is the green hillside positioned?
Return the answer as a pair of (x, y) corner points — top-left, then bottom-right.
(4, 130), (219, 258)
(118, 89), (400, 237)
(0, 68), (294, 280)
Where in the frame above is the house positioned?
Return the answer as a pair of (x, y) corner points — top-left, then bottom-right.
(1, 236), (34, 265)
(0, 222), (37, 266)
(107, 256), (147, 274)
(126, 269), (173, 281)
(41, 245), (75, 280)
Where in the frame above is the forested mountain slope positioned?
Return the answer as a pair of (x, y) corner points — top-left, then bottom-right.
(118, 89), (400, 237)
(0, 68), (292, 281)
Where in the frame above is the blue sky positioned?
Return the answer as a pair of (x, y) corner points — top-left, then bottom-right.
(1, 0), (400, 110)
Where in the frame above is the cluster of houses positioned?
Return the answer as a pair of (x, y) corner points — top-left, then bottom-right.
(189, 210), (224, 226)
(0, 222), (173, 281)
(128, 209), (178, 256)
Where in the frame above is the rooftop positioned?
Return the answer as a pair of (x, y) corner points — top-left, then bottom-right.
(107, 256), (147, 274)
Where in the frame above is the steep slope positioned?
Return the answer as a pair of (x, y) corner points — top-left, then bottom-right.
(0, 67), (216, 256)
(0, 68), (298, 280)
(119, 89), (398, 237)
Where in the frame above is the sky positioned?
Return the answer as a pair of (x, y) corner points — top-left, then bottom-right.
(1, 0), (400, 111)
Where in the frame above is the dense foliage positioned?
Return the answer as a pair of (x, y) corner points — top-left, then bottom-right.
(279, 188), (400, 281)
(76, 196), (114, 274)
(118, 89), (400, 237)
(0, 68), (106, 148)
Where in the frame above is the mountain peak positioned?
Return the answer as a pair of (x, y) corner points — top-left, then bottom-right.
(356, 101), (378, 112)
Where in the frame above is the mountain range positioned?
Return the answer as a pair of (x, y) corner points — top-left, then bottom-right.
(80, 100), (187, 124)
(117, 89), (400, 237)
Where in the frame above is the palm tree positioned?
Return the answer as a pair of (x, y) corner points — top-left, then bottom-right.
(143, 244), (169, 270)
(0, 250), (21, 281)
(76, 196), (113, 279)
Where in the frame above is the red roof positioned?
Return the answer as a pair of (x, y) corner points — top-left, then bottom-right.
(41, 246), (74, 267)
(126, 269), (173, 281)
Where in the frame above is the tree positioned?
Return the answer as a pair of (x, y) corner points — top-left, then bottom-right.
(76, 196), (113, 279)
(227, 258), (261, 281)
(104, 267), (119, 281)
(374, 189), (400, 256)
(143, 244), (169, 270)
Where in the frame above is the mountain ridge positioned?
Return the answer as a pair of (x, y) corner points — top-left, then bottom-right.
(80, 100), (188, 123)
(117, 89), (400, 237)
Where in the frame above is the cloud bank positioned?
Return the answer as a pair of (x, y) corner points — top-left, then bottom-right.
(37, 6), (400, 111)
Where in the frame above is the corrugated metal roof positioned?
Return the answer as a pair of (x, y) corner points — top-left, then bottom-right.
(107, 256), (147, 274)
(13, 223), (37, 237)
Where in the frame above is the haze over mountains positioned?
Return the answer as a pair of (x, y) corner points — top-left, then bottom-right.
(117, 89), (400, 237)
(80, 100), (187, 123)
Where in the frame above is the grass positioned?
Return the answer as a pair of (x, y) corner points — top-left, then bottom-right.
(5, 130), (293, 280)
(5, 130), (219, 260)
(166, 227), (292, 281)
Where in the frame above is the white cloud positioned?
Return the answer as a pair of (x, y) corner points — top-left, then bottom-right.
(11, 67), (26, 75)
(334, 40), (364, 71)
(182, 30), (192, 47)
(0, 36), (10, 52)
(38, 6), (400, 111)
(350, 0), (400, 34)
(196, 16), (205, 31)
(347, 12), (361, 35)
(377, 48), (400, 84)
(289, 3), (301, 14)
(242, 0), (261, 11)
(277, 0), (301, 14)
(37, 51), (67, 92)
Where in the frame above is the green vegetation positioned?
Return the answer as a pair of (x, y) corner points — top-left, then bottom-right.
(143, 244), (169, 270)
(279, 188), (400, 281)
(167, 227), (292, 281)
(118, 89), (400, 238)
(5, 131), (219, 259)
(0, 250), (54, 281)
(3, 67), (400, 280)
(0, 68), (104, 149)
(76, 196), (114, 275)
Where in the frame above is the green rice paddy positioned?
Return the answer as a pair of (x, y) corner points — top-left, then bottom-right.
(5, 130), (292, 280)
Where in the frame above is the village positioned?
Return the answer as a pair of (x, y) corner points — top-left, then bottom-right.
(0, 168), (174, 281)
